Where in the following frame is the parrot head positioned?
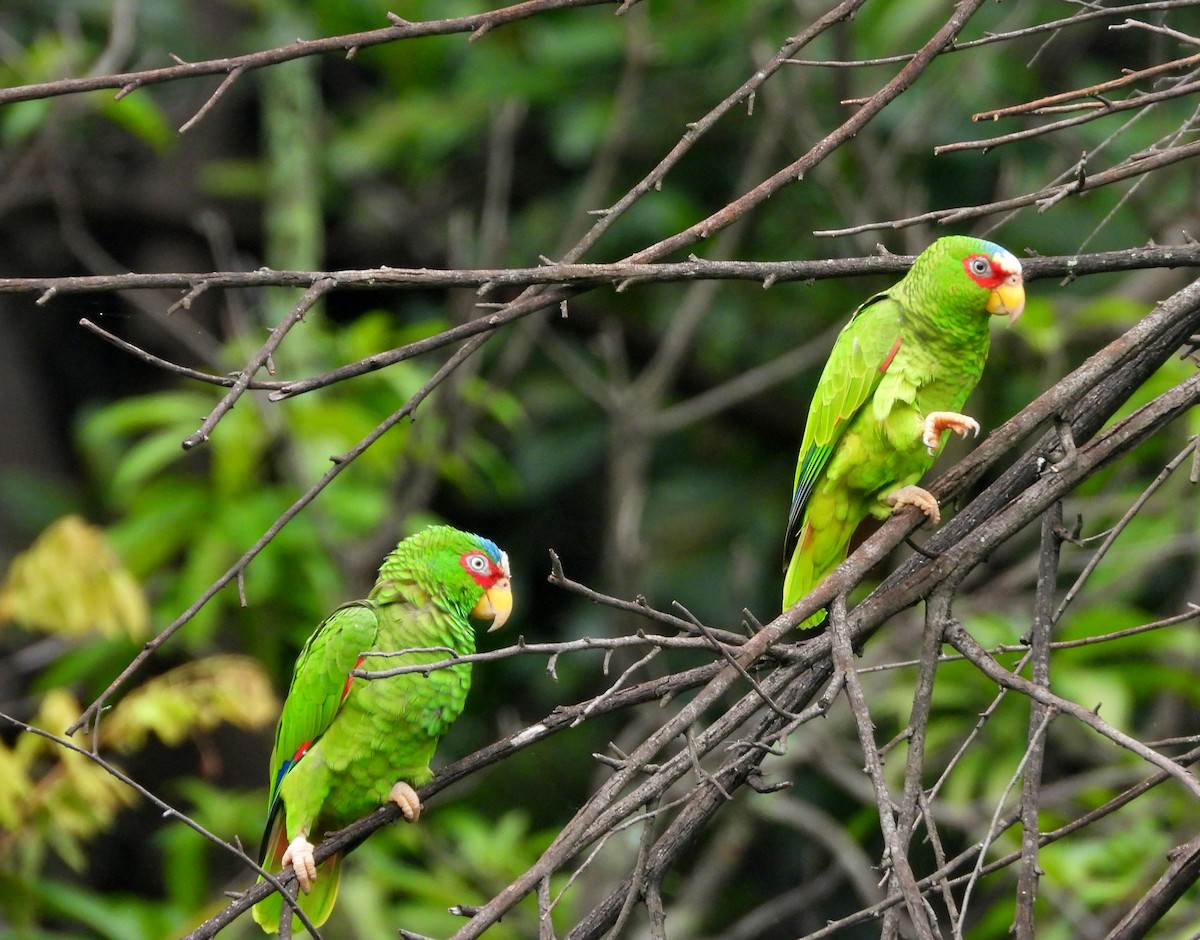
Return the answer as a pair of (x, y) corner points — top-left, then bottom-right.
(927, 235), (1025, 325)
(460, 537), (513, 632)
(964, 240), (1025, 324)
(382, 525), (513, 631)
(903, 235), (1026, 329)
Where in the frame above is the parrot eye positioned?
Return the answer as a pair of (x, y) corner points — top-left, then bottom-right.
(464, 553), (490, 574)
(967, 256), (991, 277)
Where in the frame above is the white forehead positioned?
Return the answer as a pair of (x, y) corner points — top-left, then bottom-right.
(990, 247), (1021, 276)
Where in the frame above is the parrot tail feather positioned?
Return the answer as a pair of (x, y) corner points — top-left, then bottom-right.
(782, 515), (860, 625)
(251, 812), (343, 934)
(251, 853), (343, 934)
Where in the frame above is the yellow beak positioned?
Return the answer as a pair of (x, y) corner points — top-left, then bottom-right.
(987, 278), (1026, 324)
(471, 578), (513, 632)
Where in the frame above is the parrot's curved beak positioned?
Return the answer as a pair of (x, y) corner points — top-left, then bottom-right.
(987, 273), (1025, 325)
(472, 578), (513, 632)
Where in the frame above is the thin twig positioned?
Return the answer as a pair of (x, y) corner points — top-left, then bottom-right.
(954, 706), (1058, 940)
(352, 630), (740, 680)
(816, 139), (1200, 236)
(672, 600), (797, 721)
(181, 277), (335, 449)
(608, 797), (661, 937)
(0, 0), (624, 106)
(0, 245), (1193, 300)
(179, 65), (245, 133)
(972, 51), (1200, 121)
(882, 585), (954, 940)
(944, 622), (1200, 799)
(1055, 437), (1200, 622)
(784, 1), (1200, 68)
(804, 745), (1200, 938)
(79, 317), (274, 387)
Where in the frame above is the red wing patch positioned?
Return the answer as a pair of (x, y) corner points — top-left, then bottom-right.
(272, 740), (312, 794)
(341, 655), (365, 704)
(879, 336), (902, 373)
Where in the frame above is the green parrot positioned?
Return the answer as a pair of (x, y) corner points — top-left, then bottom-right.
(782, 235), (1025, 622)
(252, 525), (513, 933)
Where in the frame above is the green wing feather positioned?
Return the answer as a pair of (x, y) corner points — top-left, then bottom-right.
(264, 602), (380, 830)
(784, 293), (904, 562)
(253, 602), (379, 933)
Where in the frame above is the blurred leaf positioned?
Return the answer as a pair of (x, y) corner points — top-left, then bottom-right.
(31, 877), (183, 940)
(1041, 814), (1171, 908)
(100, 655), (279, 754)
(77, 391), (219, 505)
(1010, 295), (1061, 357)
(0, 98), (51, 144)
(96, 92), (175, 154)
(0, 738), (33, 831)
(0, 515), (149, 640)
(157, 781), (267, 912)
(3, 690), (138, 872)
(197, 157), (266, 199)
(336, 807), (567, 939)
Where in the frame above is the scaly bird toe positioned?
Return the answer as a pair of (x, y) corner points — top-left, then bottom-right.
(388, 781), (423, 823)
(921, 411), (980, 455)
(281, 834), (318, 894)
(885, 485), (941, 525)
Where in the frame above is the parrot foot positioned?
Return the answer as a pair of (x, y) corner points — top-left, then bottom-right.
(388, 781), (423, 823)
(281, 834), (317, 894)
(922, 411), (980, 455)
(885, 485), (941, 525)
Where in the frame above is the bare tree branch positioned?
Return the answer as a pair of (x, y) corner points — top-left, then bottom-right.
(0, 0), (624, 109)
(829, 594), (938, 939)
(1014, 502), (1063, 940)
(0, 244), (1196, 302)
(1103, 832), (1200, 939)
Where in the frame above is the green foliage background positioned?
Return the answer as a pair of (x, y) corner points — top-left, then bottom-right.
(0, 1), (1198, 938)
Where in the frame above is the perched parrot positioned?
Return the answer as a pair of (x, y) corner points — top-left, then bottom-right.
(252, 525), (512, 933)
(782, 235), (1025, 622)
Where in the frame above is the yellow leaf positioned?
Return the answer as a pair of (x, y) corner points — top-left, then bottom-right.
(0, 739), (31, 830)
(1, 690), (137, 871)
(102, 654), (280, 754)
(0, 515), (149, 640)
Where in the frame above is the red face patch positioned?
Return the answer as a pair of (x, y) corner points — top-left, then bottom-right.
(961, 253), (1006, 290)
(460, 551), (504, 588)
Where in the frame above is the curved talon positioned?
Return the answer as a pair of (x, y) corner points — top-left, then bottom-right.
(281, 834), (317, 894)
(922, 411), (980, 455)
(388, 781), (423, 822)
(904, 535), (941, 560)
(885, 485), (941, 525)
